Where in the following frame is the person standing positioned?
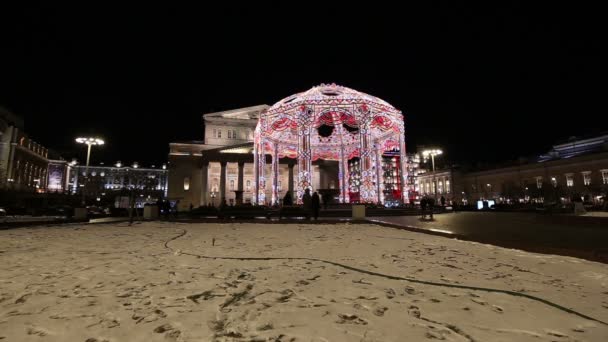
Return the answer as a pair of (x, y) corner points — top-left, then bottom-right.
(428, 197), (435, 220)
(311, 191), (321, 220)
(283, 191), (293, 206)
(302, 188), (312, 220)
(420, 197), (428, 219)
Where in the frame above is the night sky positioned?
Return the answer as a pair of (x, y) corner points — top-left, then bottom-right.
(1, 3), (605, 167)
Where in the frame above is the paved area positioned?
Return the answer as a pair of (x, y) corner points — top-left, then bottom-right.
(371, 212), (608, 262)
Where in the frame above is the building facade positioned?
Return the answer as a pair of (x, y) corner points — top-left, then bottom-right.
(417, 134), (608, 205)
(67, 161), (169, 199)
(1, 106), (51, 192)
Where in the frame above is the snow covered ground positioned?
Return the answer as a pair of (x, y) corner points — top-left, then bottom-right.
(1, 222), (607, 341)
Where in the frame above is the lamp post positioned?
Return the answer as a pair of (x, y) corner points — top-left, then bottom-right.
(422, 149), (443, 199)
(210, 190), (217, 207)
(76, 137), (104, 206)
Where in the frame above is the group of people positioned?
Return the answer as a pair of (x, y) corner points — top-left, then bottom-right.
(420, 196), (436, 220)
(283, 188), (321, 220)
(156, 199), (177, 219)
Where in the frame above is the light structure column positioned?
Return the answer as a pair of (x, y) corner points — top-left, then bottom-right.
(375, 142), (384, 204)
(219, 161), (227, 204)
(253, 138), (266, 205)
(296, 107), (313, 203)
(200, 161), (209, 206)
(399, 131), (408, 203)
(338, 145), (349, 203)
(357, 106), (375, 202)
(271, 142), (279, 205)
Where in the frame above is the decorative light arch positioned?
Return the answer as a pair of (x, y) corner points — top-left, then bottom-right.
(254, 84), (407, 205)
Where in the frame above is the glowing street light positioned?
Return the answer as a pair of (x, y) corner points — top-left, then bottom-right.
(421, 149), (443, 172)
(76, 137), (104, 205)
(421, 148), (443, 198)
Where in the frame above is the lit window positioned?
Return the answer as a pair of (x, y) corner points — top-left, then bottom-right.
(536, 177), (542, 189)
(100, 172), (105, 177)
(551, 177), (557, 187)
(602, 170), (608, 185)
(583, 172), (591, 186)
(446, 180), (450, 193)
(183, 177), (190, 191)
(246, 180), (251, 191)
(437, 181), (443, 194)
(431, 181), (436, 193)
(230, 179), (235, 190)
(566, 174), (574, 187)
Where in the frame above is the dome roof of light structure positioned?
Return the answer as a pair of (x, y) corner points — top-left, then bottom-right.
(253, 83), (407, 205)
(257, 84), (404, 161)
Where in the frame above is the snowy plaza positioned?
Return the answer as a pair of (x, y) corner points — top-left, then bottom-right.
(1, 222), (607, 341)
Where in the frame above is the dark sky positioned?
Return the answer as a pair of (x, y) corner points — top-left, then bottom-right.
(1, 2), (605, 167)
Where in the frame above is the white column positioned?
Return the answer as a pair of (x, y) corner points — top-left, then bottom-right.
(220, 161), (227, 204)
(200, 161), (209, 206)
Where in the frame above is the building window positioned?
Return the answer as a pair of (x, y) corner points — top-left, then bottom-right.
(246, 180), (251, 191)
(551, 177), (557, 187)
(183, 177), (190, 191)
(582, 172), (591, 186)
(566, 174), (574, 187)
(233, 130), (237, 139)
(446, 180), (450, 193)
(212, 129), (217, 138)
(278, 181), (282, 191)
(228, 130), (232, 139)
(431, 181), (436, 194)
(230, 179), (235, 190)
(437, 180), (443, 194)
(536, 177), (542, 189)
(602, 170), (608, 185)
(217, 130), (221, 138)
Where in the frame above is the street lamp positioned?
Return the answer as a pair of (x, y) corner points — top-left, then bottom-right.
(76, 137), (104, 205)
(210, 190), (217, 206)
(421, 149), (443, 199)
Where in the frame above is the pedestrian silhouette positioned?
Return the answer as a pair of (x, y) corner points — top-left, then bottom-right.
(312, 191), (320, 220)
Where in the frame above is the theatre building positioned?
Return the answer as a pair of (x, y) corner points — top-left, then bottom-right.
(168, 84), (410, 211)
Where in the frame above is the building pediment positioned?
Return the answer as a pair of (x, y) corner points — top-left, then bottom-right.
(203, 105), (268, 124)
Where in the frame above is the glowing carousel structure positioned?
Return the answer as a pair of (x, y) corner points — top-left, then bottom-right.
(253, 84), (407, 205)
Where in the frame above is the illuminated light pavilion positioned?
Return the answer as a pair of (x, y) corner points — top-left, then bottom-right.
(253, 83), (407, 204)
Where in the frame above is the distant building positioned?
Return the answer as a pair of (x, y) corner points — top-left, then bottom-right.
(417, 134), (608, 205)
(0, 106), (51, 192)
(168, 105), (269, 210)
(67, 161), (169, 200)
